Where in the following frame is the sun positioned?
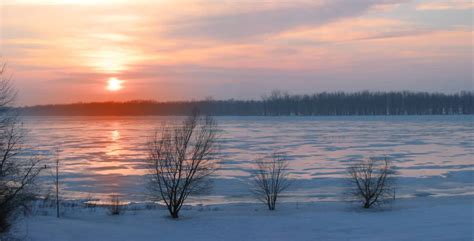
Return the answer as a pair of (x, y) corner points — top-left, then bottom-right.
(106, 77), (123, 92)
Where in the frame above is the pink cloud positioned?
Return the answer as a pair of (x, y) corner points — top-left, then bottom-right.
(416, 0), (473, 10)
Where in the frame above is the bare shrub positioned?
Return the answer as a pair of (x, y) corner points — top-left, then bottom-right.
(347, 157), (395, 209)
(147, 112), (218, 219)
(252, 152), (291, 210)
(0, 64), (45, 234)
(108, 195), (124, 216)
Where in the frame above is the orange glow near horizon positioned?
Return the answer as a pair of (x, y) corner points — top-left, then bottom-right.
(106, 78), (124, 92)
(1, 1), (472, 105)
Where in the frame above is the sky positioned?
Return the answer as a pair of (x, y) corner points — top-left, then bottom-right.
(1, 0), (473, 105)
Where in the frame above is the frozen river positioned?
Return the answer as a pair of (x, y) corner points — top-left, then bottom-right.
(24, 115), (474, 204)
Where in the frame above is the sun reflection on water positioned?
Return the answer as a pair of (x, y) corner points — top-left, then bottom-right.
(106, 130), (121, 156)
(111, 130), (120, 141)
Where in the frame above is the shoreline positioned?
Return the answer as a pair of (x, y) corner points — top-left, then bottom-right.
(15, 195), (474, 241)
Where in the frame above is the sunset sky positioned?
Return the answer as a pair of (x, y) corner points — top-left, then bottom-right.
(1, 0), (472, 105)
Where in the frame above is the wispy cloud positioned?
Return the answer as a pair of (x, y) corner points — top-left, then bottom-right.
(272, 18), (428, 44)
(416, 0), (473, 10)
(164, 0), (405, 41)
(1, 0), (472, 104)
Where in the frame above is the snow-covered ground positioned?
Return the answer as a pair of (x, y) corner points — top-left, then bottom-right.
(13, 195), (474, 241)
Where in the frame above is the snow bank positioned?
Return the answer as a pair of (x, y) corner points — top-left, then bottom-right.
(14, 195), (474, 241)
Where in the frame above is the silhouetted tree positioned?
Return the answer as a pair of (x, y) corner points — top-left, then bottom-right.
(252, 152), (291, 210)
(0, 63), (45, 234)
(147, 112), (218, 218)
(347, 157), (395, 209)
(108, 195), (124, 216)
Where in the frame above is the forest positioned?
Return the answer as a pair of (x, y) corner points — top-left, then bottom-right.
(20, 91), (473, 116)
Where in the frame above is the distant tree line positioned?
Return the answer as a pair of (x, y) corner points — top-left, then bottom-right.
(260, 91), (473, 116)
(20, 91), (473, 116)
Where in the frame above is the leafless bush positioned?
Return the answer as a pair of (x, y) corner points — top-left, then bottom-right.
(252, 152), (291, 210)
(347, 157), (395, 209)
(147, 112), (218, 219)
(0, 64), (45, 234)
(108, 195), (124, 216)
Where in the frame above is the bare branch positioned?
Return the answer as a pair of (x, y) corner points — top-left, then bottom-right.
(347, 157), (395, 209)
(0, 64), (44, 233)
(252, 152), (291, 211)
(147, 112), (218, 219)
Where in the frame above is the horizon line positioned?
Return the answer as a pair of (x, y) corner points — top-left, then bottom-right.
(18, 90), (473, 108)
